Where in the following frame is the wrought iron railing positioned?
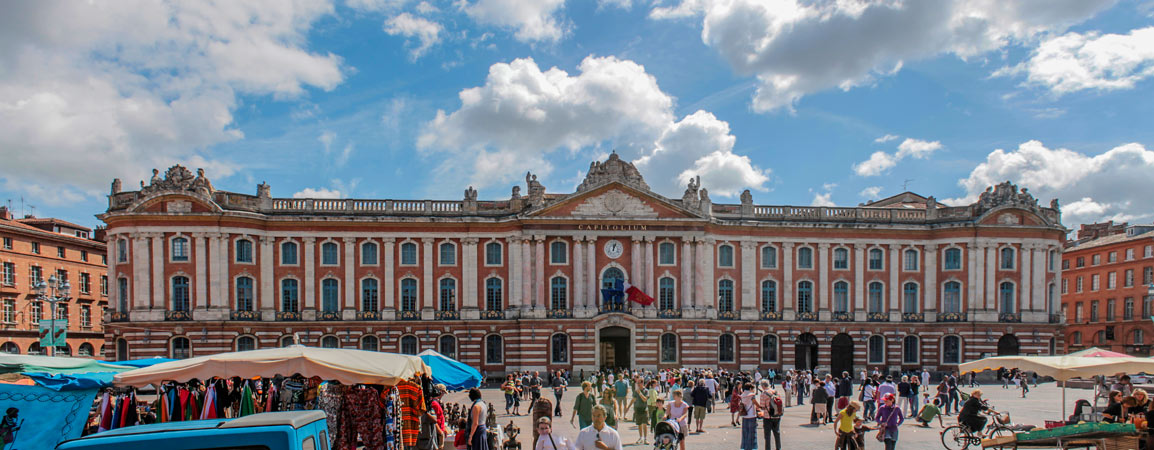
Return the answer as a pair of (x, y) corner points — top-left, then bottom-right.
(398, 310), (421, 321)
(356, 311), (381, 321)
(546, 309), (573, 319)
(760, 311), (782, 321)
(796, 311), (818, 321)
(109, 311), (129, 322)
(230, 310), (261, 321)
(936, 312), (967, 322)
(999, 313), (1022, 323)
(318, 311), (342, 321)
(832, 312), (853, 322)
(901, 312), (925, 322)
(598, 303), (632, 315)
(717, 310), (738, 320)
(480, 310), (505, 320)
(165, 310), (192, 321)
(866, 312), (889, 322)
(435, 310), (460, 320)
(657, 309), (682, 319)
(276, 311), (301, 321)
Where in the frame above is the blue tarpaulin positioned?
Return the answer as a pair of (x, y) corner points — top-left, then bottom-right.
(23, 372), (116, 391)
(109, 357), (176, 368)
(0, 383), (96, 449)
(418, 349), (481, 390)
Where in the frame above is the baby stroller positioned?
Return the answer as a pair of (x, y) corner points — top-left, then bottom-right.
(653, 420), (680, 450)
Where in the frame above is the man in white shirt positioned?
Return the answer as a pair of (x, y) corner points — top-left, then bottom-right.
(576, 406), (623, 450)
(535, 417), (576, 450)
(921, 370), (931, 392)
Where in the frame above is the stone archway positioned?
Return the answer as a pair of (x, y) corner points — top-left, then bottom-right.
(997, 334), (1020, 356)
(831, 333), (854, 376)
(796, 333), (819, 371)
(598, 326), (632, 370)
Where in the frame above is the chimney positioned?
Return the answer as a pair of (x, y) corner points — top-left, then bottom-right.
(0, 207), (10, 221)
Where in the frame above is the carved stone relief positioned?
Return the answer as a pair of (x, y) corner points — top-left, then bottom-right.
(571, 190), (658, 217)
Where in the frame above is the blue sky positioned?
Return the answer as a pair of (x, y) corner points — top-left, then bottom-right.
(2, 0), (1154, 234)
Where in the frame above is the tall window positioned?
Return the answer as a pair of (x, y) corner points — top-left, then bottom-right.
(485, 242), (502, 265)
(235, 277), (254, 311)
(833, 248), (848, 269)
(761, 335), (778, 362)
(321, 336), (340, 349)
(903, 336), (919, 364)
(1000, 247), (1015, 270)
(718, 244), (734, 267)
(401, 336), (418, 355)
(101, 275), (108, 296)
(942, 336), (961, 364)
(321, 242), (338, 265)
(797, 247), (813, 269)
(401, 279), (417, 311)
(1126, 269), (1134, 287)
(551, 334), (569, 363)
(281, 242), (298, 265)
(718, 334), (735, 362)
(1, 300), (12, 324)
(1145, 267), (1153, 285)
(1, 263), (12, 286)
(944, 248), (962, 270)
(868, 248), (884, 270)
(30, 302), (40, 325)
(868, 335), (885, 364)
(281, 279), (299, 312)
(1107, 299), (1116, 321)
(400, 242), (417, 265)
(361, 242), (378, 265)
(172, 237), (189, 262)
(321, 279), (339, 312)
(550, 241), (567, 264)
(117, 239), (127, 263)
(1136, 330), (1145, 346)
(659, 242), (675, 265)
(362, 279), (379, 311)
(660, 333), (678, 363)
(999, 282), (1016, 314)
(79, 273), (92, 293)
(485, 335), (503, 363)
(1126, 298), (1135, 321)
(797, 280), (813, 313)
(761, 280), (777, 312)
(903, 249), (918, 271)
(868, 281), (884, 313)
(718, 280), (734, 312)
(659, 277), (675, 310)
(439, 242), (456, 265)
(1091, 300), (1100, 322)
(361, 335), (379, 352)
(943, 281), (961, 313)
(903, 282), (919, 313)
(171, 337), (190, 359)
(236, 239), (253, 263)
(551, 277), (568, 310)
(833, 281), (849, 312)
(237, 336), (257, 352)
(439, 335), (457, 359)
(485, 278), (503, 311)
(171, 276), (190, 311)
(80, 305), (91, 328)
(761, 246), (777, 268)
(439, 278), (456, 311)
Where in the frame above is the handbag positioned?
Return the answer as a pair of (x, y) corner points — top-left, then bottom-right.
(876, 408), (896, 442)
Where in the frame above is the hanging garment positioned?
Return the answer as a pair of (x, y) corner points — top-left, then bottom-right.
(335, 387), (383, 450)
(98, 392), (113, 432)
(380, 388), (402, 450)
(109, 395), (122, 430)
(318, 383), (346, 446)
(396, 381), (424, 449)
(201, 385), (218, 420)
(239, 382), (256, 417)
(124, 391), (140, 427)
(265, 383), (279, 412)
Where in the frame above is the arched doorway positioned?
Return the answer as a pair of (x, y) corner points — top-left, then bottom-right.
(997, 334), (1020, 356)
(600, 267), (627, 312)
(831, 333), (854, 376)
(599, 326), (631, 370)
(796, 333), (819, 371)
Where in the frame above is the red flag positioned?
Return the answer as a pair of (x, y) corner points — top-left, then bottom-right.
(623, 282), (654, 306)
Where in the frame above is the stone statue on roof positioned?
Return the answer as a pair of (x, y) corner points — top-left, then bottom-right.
(575, 152), (650, 192)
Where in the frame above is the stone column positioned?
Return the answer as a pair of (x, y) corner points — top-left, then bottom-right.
(521, 237), (532, 311)
(969, 243), (981, 312)
(572, 237), (584, 310)
(586, 236), (597, 308)
(680, 239), (692, 310)
(924, 245), (937, 314)
(303, 237), (316, 310)
(693, 239), (705, 309)
(1020, 244), (1032, 313)
(818, 243), (830, 311)
(740, 241), (757, 313)
(463, 238), (479, 309)
(259, 236), (274, 311)
(535, 236), (546, 309)
(853, 245), (865, 312)
(782, 242), (794, 312)
(194, 233), (208, 310)
(131, 235), (149, 310)
(343, 238), (356, 311)
(422, 238), (434, 311)
(215, 234), (229, 309)
(508, 237), (521, 309)
(985, 244), (997, 311)
(205, 233), (221, 309)
(701, 238), (715, 310)
(150, 233), (164, 309)
(630, 237), (642, 290)
(889, 245), (900, 313)
(1032, 245), (1046, 312)
(644, 238), (655, 307)
(383, 238), (396, 312)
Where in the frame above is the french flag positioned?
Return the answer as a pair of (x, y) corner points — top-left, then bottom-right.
(623, 281), (654, 306)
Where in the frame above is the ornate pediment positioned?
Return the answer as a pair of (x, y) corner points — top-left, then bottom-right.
(139, 164), (215, 196)
(576, 152), (649, 193)
(570, 189), (658, 218)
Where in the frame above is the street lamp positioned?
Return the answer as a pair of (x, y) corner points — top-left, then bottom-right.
(34, 275), (71, 357)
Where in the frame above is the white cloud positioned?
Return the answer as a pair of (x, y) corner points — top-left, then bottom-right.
(0, 0), (344, 204)
(418, 56), (770, 197)
(874, 134), (900, 143)
(650, 0), (1115, 111)
(854, 138), (941, 176)
(811, 191), (836, 207)
(415, 1), (439, 13)
(599, 0), (633, 10)
(346, 0), (409, 12)
(896, 138), (943, 159)
(853, 151), (897, 177)
(292, 187), (343, 198)
(995, 26), (1154, 95)
(318, 131), (354, 167)
(384, 12), (444, 59)
(462, 0), (567, 42)
(859, 186), (883, 199)
(947, 140), (1154, 228)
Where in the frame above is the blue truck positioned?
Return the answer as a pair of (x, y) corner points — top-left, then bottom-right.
(56, 411), (330, 450)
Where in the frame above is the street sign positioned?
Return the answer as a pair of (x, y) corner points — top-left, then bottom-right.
(38, 321), (67, 347)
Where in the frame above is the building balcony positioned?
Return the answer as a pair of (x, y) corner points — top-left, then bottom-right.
(866, 312), (889, 322)
(598, 303), (632, 315)
(901, 312), (925, 322)
(165, 310), (192, 321)
(999, 313), (1022, 323)
(796, 311), (818, 321)
(275, 311), (301, 321)
(109, 311), (129, 322)
(435, 310), (460, 320)
(831, 312), (853, 322)
(760, 311), (782, 321)
(398, 310), (421, 321)
(356, 311), (381, 321)
(546, 309), (573, 319)
(230, 310), (261, 321)
(318, 311), (341, 321)
(1049, 313), (1063, 324)
(937, 312), (967, 322)
(479, 310), (505, 320)
(657, 309), (682, 319)
(718, 310), (738, 320)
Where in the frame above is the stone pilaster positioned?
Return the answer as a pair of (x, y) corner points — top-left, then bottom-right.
(463, 238), (479, 310)
(572, 237), (584, 309)
(508, 237), (521, 309)
(535, 236), (545, 309)
(383, 238), (396, 312)
(644, 237), (655, 309)
(854, 244), (865, 321)
(422, 238), (434, 312)
(924, 245), (937, 314)
(303, 237), (316, 310)
(1019, 244), (1031, 312)
(259, 236), (274, 311)
(680, 239), (692, 310)
(817, 243), (830, 311)
(150, 233), (164, 309)
(131, 235), (149, 310)
(343, 237), (356, 311)
(889, 245), (899, 313)
(782, 242), (794, 314)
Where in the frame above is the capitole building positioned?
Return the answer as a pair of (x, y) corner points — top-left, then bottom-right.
(99, 155), (1067, 376)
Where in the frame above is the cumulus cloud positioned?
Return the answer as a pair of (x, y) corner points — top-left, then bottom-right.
(0, 0), (344, 205)
(946, 140), (1154, 228)
(650, 0), (1115, 111)
(418, 56), (770, 197)
(462, 0), (567, 42)
(293, 187), (343, 199)
(874, 134), (900, 143)
(853, 138), (942, 176)
(859, 186), (883, 199)
(384, 12), (443, 59)
(994, 26), (1154, 95)
(810, 183), (837, 206)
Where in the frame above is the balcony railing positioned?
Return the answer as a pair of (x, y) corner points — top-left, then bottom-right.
(718, 310), (738, 320)
(598, 303), (632, 315)
(480, 310), (505, 320)
(318, 311), (342, 321)
(398, 310), (421, 321)
(356, 311), (381, 321)
(999, 313), (1022, 323)
(796, 311), (818, 321)
(760, 311), (782, 321)
(546, 309), (573, 319)
(657, 309), (682, 319)
(902, 312), (925, 322)
(165, 310), (192, 321)
(831, 312), (853, 322)
(937, 312), (967, 322)
(276, 311), (301, 321)
(866, 312), (889, 322)
(436, 310), (460, 320)
(1049, 313), (1063, 324)
(109, 312), (129, 322)
(230, 310), (261, 321)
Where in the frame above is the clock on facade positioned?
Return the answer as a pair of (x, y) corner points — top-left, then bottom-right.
(604, 239), (624, 259)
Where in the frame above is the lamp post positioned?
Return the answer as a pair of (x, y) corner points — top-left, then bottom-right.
(33, 275), (71, 357)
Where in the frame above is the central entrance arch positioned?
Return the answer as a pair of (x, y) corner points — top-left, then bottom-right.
(831, 333), (854, 376)
(599, 326), (631, 370)
(796, 333), (819, 371)
(998, 334), (1020, 356)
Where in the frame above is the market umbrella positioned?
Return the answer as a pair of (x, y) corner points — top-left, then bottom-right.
(113, 345), (432, 387)
(960, 354), (1154, 416)
(418, 349), (482, 390)
(0, 354), (134, 375)
(1067, 347), (1131, 358)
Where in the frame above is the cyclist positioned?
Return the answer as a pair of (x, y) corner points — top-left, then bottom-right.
(957, 389), (998, 434)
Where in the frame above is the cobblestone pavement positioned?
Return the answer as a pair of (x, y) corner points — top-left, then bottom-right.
(443, 382), (1079, 449)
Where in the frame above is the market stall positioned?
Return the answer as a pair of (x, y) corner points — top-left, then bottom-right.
(418, 349), (481, 391)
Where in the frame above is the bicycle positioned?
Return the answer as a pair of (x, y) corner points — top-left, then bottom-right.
(941, 410), (1014, 450)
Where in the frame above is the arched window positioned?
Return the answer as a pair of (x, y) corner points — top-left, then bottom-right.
(171, 337), (191, 359)
(550, 241), (568, 264)
(281, 279), (299, 312)
(79, 342), (95, 357)
(171, 276), (190, 311)
(718, 280), (734, 312)
(236, 336), (257, 352)
(401, 278), (418, 311)
(718, 244), (734, 267)
(551, 277), (568, 310)
(868, 248), (884, 270)
(400, 242), (418, 265)
(485, 335), (503, 363)
(833, 281), (849, 312)
(942, 336), (962, 364)
(361, 242), (379, 265)
(361, 335), (379, 352)
(439, 278), (456, 311)
(485, 242), (502, 265)
(551, 334), (569, 363)
(28, 343), (43, 356)
(171, 237), (189, 262)
(903, 282), (919, 313)
(0, 342), (20, 355)
(833, 248), (849, 269)
(761, 335), (778, 363)
(1000, 247), (1015, 270)
(281, 241), (298, 265)
(761, 280), (777, 312)
(660, 333), (678, 363)
(280, 335), (295, 347)
(659, 242), (676, 265)
(943, 281), (961, 313)
(943, 248), (962, 270)
(321, 336), (339, 349)
(439, 335), (457, 359)
(235, 239), (253, 263)
(1072, 331), (1083, 346)
(321, 242), (339, 265)
(761, 246), (777, 268)
(797, 281), (813, 313)
(658, 277), (675, 310)
(485, 278), (503, 311)
(1136, 329), (1145, 346)
(718, 334), (736, 363)
(999, 282), (1016, 313)
(439, 242), (456, 265)
(903, 249), (919, 271)
(321, 279), (340, 312)
(236, 276), (254, 311)
(117, 278), (129, 311)
(115, 338), (128, 360)
(867, 336), (884, 364)
(868, 281), (884, 313)
(902, 335), (919, 364)
(362, 278), (379, 311)
(797, 247), (813, 269)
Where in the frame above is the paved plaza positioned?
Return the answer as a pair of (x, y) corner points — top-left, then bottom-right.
(444, 382), (1081, 449)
